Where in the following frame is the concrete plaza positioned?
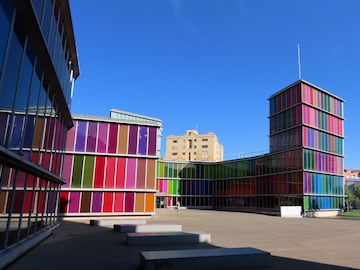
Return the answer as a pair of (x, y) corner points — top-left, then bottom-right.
(6, 209), (360, 270)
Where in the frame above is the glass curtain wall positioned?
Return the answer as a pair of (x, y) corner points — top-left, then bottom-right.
(0, 0), (78, 258)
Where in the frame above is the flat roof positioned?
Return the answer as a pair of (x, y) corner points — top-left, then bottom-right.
(268, 79), (345, 102)
(72, 110), (162, 127)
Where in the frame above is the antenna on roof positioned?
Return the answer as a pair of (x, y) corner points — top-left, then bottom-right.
(297, 43), (302, 80)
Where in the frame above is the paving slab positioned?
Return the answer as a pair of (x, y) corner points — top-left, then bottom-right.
(90, 219), (146, 227)
(140, 247), (271, 270)
(127, 231), (211, 246)
(114, 223), (182, 233)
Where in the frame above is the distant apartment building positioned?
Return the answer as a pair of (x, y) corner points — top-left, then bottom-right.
(344, 169), (360, 179)
(165, 130), (223, 162)
(344, 169), (360, 196)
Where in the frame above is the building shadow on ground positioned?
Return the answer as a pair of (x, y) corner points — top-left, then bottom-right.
(6, 220), (358, 270)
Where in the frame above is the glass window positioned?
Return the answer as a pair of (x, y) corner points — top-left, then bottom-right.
(47, 6), (57, 56)
(96, 122), (108, 153)
(9, 114), (24, 148)
(41, 0), (52, 40)
(0, 15), (25, 110)
(86, 121), (97, 152)
(32, 0), (45, 23)
(0, 0), (13, 72)
(23, 114), (35, 149)
(27, 62), (42, 114)
(75, 121), (87, 152)
(15, 39), (35, 112)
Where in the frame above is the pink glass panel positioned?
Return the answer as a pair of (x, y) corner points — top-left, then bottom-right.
(125, 158), (136, 188)
(97, 123), (108, 153)
(65, 125), (76, 151)
(61, 155), (73, 188)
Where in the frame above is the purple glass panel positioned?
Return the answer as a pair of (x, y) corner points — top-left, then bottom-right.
(138, 127), (148, 155)
(92, 192), (103, 212)
(44, 117), (55, 150)
(47, 191), (57, 213)
(75, 121), (87, 152)
(86, 121), (97, 152)
(0, 112), (9, 145)
(61, 155), (73, 188)
(22, 151), (30, 160)
(125, 192), (134, 212)
(53, 118), (63, 151)
(97, 123), (108, 153)
(23, 115), (35, 148)
(68, 192), (80, 213)
(126, 158), (136, 188)
(148, 127), (157, 156)
(10, 115), (24, 148)
(108, 123), (118, 153)
(128, 125), (138, 154)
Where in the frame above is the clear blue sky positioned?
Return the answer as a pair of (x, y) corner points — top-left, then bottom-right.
(69, 0), (359, 168)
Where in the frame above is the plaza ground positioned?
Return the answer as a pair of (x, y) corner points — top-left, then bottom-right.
(7, 209), (360, 270)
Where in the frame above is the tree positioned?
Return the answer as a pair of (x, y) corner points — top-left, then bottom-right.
(345, 186), (356, 211)
(354, 186), (360, 199)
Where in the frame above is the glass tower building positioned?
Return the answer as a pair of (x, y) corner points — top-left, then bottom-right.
(157, 80), (345, 215)
(0, 0), (79, 267)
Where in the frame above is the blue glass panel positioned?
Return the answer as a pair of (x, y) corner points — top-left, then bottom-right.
(10, 115), (24, 148)
(23, 115), (35, 148)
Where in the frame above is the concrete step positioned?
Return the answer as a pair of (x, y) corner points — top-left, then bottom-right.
(127, 231), (211, 246)
(114, 223), (182, 233)
(140, 247), (271, 270)
(90, 219), (146, 227)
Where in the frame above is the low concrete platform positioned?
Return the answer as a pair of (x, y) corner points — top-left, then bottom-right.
(90, 219), (146, 227)
(127, 231), (211, 246)
(114, 223), (182, 233)
(140, 247), (271, 270)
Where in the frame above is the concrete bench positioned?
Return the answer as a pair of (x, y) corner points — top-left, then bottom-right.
(114, 223), (182, 233)
(90, 219), (146, 227)
(140, 247), (271, 270)
(127, 231), (211, 246)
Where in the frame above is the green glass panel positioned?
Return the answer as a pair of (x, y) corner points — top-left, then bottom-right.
(156, 161), (161, 177)
(83, 156), (95, 188)
(169, 163), (173, 178)
(168, 180), (173, 194)
(164, 163), (168, 177)
(72, 155), (83, 188)
(158, 162), (164, 177)
(173, 163), (179, 178)
(173, 180), (177, 195)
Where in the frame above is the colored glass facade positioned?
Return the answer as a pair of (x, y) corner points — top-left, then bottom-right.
(157, 80), (345, 214)
(59, 112), (162, 216)
(0, 0), (79, 266)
